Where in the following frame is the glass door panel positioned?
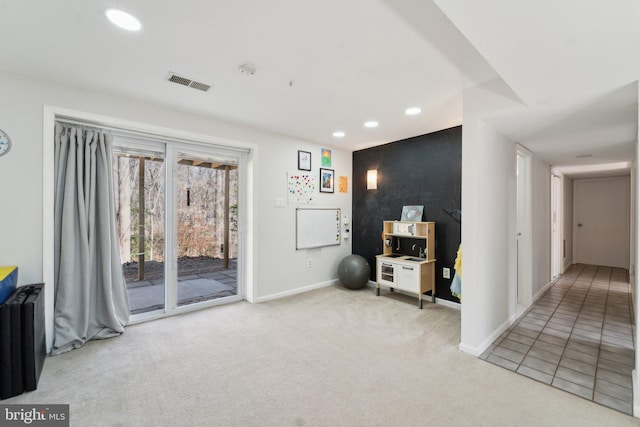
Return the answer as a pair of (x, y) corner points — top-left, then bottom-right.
(176, 154), (238, 306)
(113, 150), (166, 315)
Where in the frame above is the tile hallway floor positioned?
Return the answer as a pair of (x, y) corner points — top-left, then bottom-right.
(481, 264), (635, 415)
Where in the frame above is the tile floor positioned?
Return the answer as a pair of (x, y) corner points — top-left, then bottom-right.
(481, 264), (635, 415)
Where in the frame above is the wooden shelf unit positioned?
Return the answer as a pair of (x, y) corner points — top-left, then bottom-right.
(377, 221), (436, 309)
(382, 221), (435, 260)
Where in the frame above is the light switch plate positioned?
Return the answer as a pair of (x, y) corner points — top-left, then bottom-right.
(443, 267), (451, 279)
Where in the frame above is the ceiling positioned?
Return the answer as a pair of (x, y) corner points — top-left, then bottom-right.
(0, 0), (638, 174)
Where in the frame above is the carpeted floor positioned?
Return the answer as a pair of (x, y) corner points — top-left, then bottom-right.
(5, 285), (639, 426)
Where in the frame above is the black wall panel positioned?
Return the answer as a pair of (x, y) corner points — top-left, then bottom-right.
(352, 126), (461, 302)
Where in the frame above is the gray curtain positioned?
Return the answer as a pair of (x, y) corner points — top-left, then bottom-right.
(53, 123), (130, 355)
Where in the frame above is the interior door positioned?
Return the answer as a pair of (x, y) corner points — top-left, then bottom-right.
(516, 149), (532, 308)
(574, 177), (630, 268)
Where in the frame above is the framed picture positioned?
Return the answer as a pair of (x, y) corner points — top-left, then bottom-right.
(298, 150), (311, 171)
(401, 205), (424, 222)
(320, 168), (334, 193)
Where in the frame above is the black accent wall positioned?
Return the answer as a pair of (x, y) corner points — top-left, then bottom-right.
(352, 126), (461, 303)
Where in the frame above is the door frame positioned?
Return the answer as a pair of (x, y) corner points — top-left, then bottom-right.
(167, 142), (246, 316)
(43, 106), (254, 350)
(516, 145), (533, 311)
(550, 170), (563, 281)
(572, 176), (631, 268)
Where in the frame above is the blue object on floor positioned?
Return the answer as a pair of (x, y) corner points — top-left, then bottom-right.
(0, 266), (18, 305)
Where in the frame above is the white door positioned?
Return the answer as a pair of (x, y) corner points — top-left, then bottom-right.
(516, 149), (532, 308)
(574, 177), (630, 268)
(550, 173), (562, 280)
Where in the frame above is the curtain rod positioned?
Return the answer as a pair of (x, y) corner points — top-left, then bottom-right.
(55, 117), (250, 153)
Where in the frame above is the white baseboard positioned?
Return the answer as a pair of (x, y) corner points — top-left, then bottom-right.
(532, 280), (554, 304)
(257, 279), (462, 311)
(255, 279), (339, 303)
(458, 342), (480, 356)
(634, 369), (640, 418)
(459, 315), (516, 357)
(435, 297), (461, 310)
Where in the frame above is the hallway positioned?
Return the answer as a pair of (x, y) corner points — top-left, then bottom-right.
(481, 264), (634, 415)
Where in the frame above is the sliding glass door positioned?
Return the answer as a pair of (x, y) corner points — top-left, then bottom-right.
(175, 153), (238, 306)
(113, 147), (166, 315)
(113, 138), (242, 318)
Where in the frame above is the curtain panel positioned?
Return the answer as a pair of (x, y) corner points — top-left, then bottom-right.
(53, 123), (129, 355)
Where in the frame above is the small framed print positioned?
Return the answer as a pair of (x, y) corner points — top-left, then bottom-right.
(320, 168), (334, 193)
(298, 150), (311, 171)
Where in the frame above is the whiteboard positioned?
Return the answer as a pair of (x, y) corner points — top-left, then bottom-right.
(296, 208), (341, 249)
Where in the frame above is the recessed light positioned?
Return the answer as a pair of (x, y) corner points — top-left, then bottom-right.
(106, 9), (142, 31)
(333, 131), (345, 138)
(405, 107), (422, 115)
(238, 63), (256, 75)
(364, 121), (379, 128)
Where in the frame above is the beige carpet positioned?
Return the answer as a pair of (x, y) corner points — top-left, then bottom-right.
(6, 285), (639, 426)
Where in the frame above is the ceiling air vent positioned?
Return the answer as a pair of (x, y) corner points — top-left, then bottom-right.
(167, 72), (211, 92)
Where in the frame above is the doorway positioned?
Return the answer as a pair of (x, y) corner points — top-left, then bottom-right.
(516, 146), (533, 311)
(112, 136), (244, 319)
(175, 152), (239, 307)
(573, 177), (630, 268)
(550, 172), (562, 281)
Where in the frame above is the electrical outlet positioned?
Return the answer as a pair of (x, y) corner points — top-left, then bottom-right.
(307, 258), (312, 268)
(443, 267), (451, 279)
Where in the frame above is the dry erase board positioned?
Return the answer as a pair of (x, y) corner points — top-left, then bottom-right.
(296, 208), (341, 249)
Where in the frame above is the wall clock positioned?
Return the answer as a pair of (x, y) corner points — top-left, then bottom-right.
(0, 129), (11, 157)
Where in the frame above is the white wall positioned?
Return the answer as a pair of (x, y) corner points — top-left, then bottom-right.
(459, 78), (522, 354)
(460, 116), (516, 355)
(254, 139), (352, 301)
(0, 71), (351, 350)
(531, 156), (551, 295)
(459, 79), (559, 355)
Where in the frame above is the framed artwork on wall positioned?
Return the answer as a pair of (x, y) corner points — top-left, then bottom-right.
(401, 205), (424, 221)
(321, 148), (332, 167)
(320, 168), (334, 193)
(298, 150), (311, 171)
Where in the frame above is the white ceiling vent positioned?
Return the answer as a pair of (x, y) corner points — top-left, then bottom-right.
(167, 72), (211, 92)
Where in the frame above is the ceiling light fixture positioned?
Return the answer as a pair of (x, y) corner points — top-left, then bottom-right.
(364, 121), (379, 128)
(105, 9), (142, 31)
(333, 131), (345, 138)
(405, 107), (422, 115)
(576, 154), (593, 158)
(238, 64), (256, 75)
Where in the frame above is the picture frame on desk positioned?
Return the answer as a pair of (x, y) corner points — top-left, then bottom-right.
(320, 168), (334, 193)
(298, 150), (311, 171)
